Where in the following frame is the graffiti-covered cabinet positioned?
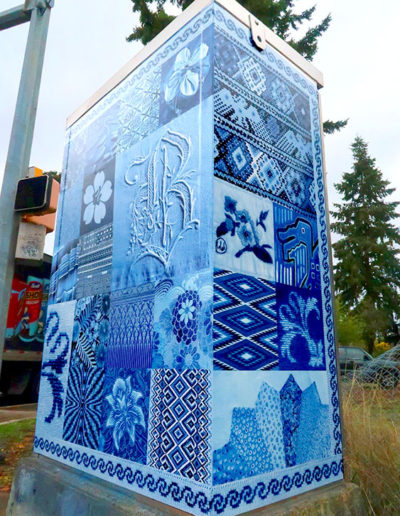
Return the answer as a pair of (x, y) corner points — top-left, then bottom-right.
(35, 0), (343, 513)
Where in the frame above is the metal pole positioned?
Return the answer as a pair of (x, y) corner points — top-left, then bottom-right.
(0, 1), (53, 375)
(0, 5), (30, 31)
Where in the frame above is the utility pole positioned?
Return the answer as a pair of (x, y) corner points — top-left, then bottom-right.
(0, 0), (54, 375)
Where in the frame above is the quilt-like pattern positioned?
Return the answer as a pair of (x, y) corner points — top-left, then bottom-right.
(35, 3), (342, 515)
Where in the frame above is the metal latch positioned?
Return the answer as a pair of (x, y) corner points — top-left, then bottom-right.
(249, 14), (267, 50)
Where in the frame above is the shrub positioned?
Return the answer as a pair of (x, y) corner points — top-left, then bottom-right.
(373, 341), (391, 357)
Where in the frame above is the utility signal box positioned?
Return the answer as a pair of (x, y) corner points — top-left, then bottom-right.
(34, 0), (342, 514)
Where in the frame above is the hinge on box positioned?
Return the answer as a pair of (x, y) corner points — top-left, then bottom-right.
(249, 14), (267, 50)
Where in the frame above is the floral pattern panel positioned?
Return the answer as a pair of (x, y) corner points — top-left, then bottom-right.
(100, 369), (151, 464)
(276, 284), (325, 370)
(159, 26), (213, 126)
(214, 179), (275, 281)
(152, 273), (212, 370)
(80, 161), (114, 236)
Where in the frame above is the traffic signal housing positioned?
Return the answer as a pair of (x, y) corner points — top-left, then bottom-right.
(14, 175), (56, 214)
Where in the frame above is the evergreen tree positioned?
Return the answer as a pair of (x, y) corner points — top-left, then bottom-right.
(332, 137), (400, 353)
(335, 297), (366, 349)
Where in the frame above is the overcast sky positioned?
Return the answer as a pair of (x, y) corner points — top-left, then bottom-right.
(1, 0), (399, 255)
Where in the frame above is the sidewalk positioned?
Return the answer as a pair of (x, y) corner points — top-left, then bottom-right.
(0, 404), (37, 425)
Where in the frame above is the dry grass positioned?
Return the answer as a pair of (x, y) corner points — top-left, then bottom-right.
(342, 380), (400, 515)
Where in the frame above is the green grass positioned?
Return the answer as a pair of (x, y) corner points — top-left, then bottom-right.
(0, 418), (36, 491)
(0, 419), (36, 446)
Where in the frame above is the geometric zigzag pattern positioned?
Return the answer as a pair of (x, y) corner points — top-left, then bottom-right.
(147, 369), (211, 484)
(213, 269), (278, 370)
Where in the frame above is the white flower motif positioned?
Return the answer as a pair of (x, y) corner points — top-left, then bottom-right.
(164, 43), (209, 103)
(178, 299), (195, 324)
(105, 377), (145, 451)
(83, 171), (112, 225)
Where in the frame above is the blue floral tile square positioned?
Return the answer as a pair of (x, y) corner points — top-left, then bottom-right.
(276, 283), (325, 370)
(100, 368), (151, 464)
(274, 204), (320, 290)
(107, 284), (154, 370)
(80, 158), (115, 237)
(159, 25), (213, 127)
(214, 179), (275, 282)
(147, 369), (211, 483)
(152, 273), (212, 370)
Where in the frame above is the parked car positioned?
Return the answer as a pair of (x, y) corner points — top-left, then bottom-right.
(338, 346), (373, 375)
(342, 345), (400, 389)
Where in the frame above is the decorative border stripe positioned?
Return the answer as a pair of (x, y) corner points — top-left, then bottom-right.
(34, 437), (343, 515)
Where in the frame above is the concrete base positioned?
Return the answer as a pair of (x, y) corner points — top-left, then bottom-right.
(7, 455), (368, 516)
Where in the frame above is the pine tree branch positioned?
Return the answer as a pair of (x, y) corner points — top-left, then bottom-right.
(323, 119), (349, 135)
(289, 14), (331, 60)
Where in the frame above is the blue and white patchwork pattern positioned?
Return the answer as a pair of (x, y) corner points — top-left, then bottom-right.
(116, 69), (161, 155)
(152, 273), (212, 370)
(34, 3), (342, 515)
(108, 284), (154, 369)
(100, 369), (150, 464)
(213, 269), (278, 370)
(213, 26), (316, 218)
(214, 180), (275, 281)
(36, 301), (75, 438)
(147, 369), (211, 483)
